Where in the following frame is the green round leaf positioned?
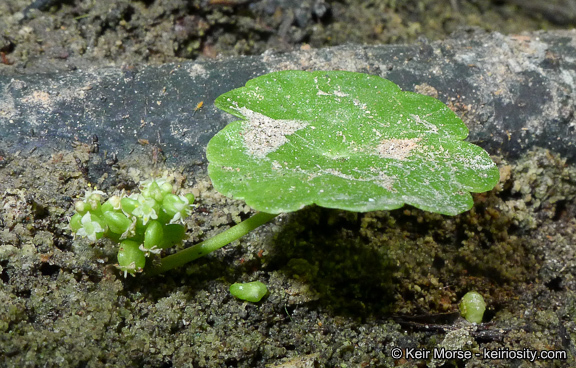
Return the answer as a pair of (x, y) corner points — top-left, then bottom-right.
(207, 71), (499, 215)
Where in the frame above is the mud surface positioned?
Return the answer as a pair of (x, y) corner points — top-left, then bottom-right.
(0, 0), (575, 74)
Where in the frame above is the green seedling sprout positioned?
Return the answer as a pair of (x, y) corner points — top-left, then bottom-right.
(459, 291), (487, 324)
(70, 71), (499, 277)
(229, 281), (269, 302)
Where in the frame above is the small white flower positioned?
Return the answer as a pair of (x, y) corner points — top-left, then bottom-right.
(127, 193), (139, 200)
(139, 178), (156, 189)
(75, 212), (104, 242)
(131, 195), (158, 225)
(119, 216), (137, 240)
(169, 195), (193, 224)
(82, 188), (106, 202)
(115, 262), (140, 278)
(108, 195), (122, 211)
(139, 244), (162, 256)
(140, 176), (173, 191)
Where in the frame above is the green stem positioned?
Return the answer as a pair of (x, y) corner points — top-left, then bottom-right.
(147, 212), (278, 275)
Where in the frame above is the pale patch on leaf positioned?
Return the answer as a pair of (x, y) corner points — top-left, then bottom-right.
(238, 107), (307, 159)
(376, 138), (421, 160)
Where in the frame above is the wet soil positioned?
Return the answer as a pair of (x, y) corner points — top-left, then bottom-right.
(0, 0), (574, 74)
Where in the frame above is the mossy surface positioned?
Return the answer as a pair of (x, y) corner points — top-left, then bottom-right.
(0, 144), (575, 367)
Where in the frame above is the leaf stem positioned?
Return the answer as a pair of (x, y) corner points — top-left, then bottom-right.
(147, 212), (278, 275)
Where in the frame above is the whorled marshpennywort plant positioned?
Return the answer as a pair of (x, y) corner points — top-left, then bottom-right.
(70, 70), (499, 276)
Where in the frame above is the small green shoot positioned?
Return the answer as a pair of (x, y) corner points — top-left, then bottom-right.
(229, 281), (268, 302)
(459, 291), (487, 324)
